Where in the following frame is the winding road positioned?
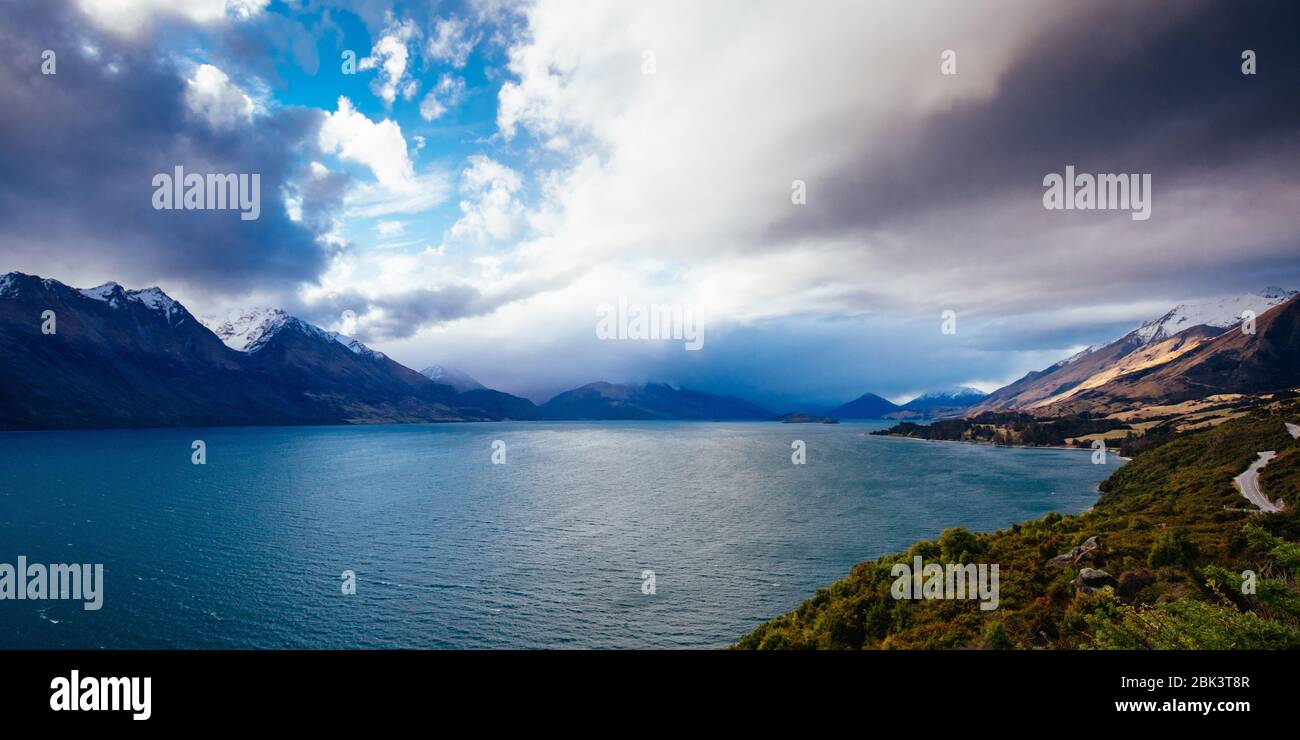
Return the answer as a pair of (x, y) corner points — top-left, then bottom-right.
(1234, 451), (1281, 513)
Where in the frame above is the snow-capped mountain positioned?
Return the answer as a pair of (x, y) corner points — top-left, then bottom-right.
(0, 272), (537, 429)
(420, 364), (485, 392)
(203, 307), (384, 358)
(76, 281), (187, 327)
(1133, 286), (1297, 344)
(904, 386), (987, 407)
(975, 286), (1300, 414)
(887, 386), (989, 419)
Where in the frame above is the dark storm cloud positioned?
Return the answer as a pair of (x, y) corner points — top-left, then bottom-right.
(782, 0), (1300, 235)
(0, 0), (334, 297)
(764, 0), (1300, 314)
(291, 284), (491, 341)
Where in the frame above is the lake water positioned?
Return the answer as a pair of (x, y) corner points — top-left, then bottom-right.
(0, 421), (1121, 649)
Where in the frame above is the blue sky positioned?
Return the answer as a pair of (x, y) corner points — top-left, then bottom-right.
(3, 0), (1299, 407)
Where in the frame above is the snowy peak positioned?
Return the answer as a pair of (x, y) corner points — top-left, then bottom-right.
(901, 386), (988, 412)
(912, 386), (986, 402)
(203, 307), (383, 358)
(420, 365), (485, 392)
(73, 280), (186, 325)
(203, 307), (289, 352)
(325, 330), (385, 360)
(1132, 287), (1297, 344)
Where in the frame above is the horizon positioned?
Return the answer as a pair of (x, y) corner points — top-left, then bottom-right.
(4, 267), (1294, 408)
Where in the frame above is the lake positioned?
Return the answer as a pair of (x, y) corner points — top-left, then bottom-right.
(0, 421), (1122, 648)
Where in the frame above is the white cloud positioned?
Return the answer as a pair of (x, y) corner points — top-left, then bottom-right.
(359, 16), (421, 106)
(318, 97), (451, 217)
(376, 220), (406, 238)
(77, 0), (268, 34)
(426, 16), (479, 68)
(449, 155), (524, 244)
(184, 63), (254, 129)
(418, 74), (467, 121)
(319, 97), (412, 187)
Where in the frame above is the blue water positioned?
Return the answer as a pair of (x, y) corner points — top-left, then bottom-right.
(0, 421), (1121, 649)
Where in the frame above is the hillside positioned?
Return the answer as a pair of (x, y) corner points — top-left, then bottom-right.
(974, 288), (1298, 415)
(736, 399), (1300, 649)
(828, 392), (901, 419)
(0, 272), (530, 428)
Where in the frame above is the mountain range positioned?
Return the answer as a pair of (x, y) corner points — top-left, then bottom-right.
(973, 287), (1300, 415)
(0, 273), (773, 429)
(826, 387), (989, 420)
(4, 272), (1294, 430)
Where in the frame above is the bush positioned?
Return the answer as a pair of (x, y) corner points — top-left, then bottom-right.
(1148, 528), (1197, 568)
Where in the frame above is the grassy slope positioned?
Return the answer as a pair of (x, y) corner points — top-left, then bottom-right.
(735, 405), (1300, 649)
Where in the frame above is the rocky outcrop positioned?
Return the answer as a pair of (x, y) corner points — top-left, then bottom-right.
(1075, 568), (1118, 593)
(1048, 536), (1100, 567)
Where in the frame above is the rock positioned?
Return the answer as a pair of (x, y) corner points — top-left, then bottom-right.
(1048, 536), (1100, 567)
(1075, 567), (1118, 593)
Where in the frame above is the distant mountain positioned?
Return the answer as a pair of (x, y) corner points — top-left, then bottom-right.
(896, 386), (988, 418)
(417, 364), (537, 419)
(974, 287), (1300, 415)
(0, 272), (532, 429)
(537, 382), (771, 420)
(420, 364), (485, 392)
(827, 392), (901, 419)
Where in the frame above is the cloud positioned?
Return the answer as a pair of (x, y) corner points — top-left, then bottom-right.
(317, 96), (451, 217)
(376, 220), (405, 237)
(426, 15), (478, 68)
(358, 15), (420, 105)
(184, 63), (254, 129)
(363, 0), (1300, 398)
(418, 73), (466, 121)
(449, 155), (523, 244)
(319, 96), (412, 187)
(77, 0), (269, 35)
(0, 0), (332, 304)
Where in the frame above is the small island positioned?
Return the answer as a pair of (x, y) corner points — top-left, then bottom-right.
(769, 412), (840, 424)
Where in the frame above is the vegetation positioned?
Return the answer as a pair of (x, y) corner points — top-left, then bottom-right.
(871, 411), (1129, 447)
(736, 402), (1300, 649)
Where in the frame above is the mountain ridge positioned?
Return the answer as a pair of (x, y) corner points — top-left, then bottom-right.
(973, 287), (1299, 415)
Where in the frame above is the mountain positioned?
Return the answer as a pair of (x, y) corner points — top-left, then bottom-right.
(895, 386), (988, 418)
(416, 365), (536, 419)
(0, 272), (530, 429)
(974, 287), (1298, 415)
(1043, 294), (1300, 414)
(420, 364), (486, 392)
(536, 382), (771, 420)
(827, 392), (901, 419)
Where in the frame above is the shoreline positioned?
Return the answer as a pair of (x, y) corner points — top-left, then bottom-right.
(871, 432), (1128, 458)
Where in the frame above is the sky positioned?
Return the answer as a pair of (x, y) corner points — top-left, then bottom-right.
(1, 0), (1298, 408)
